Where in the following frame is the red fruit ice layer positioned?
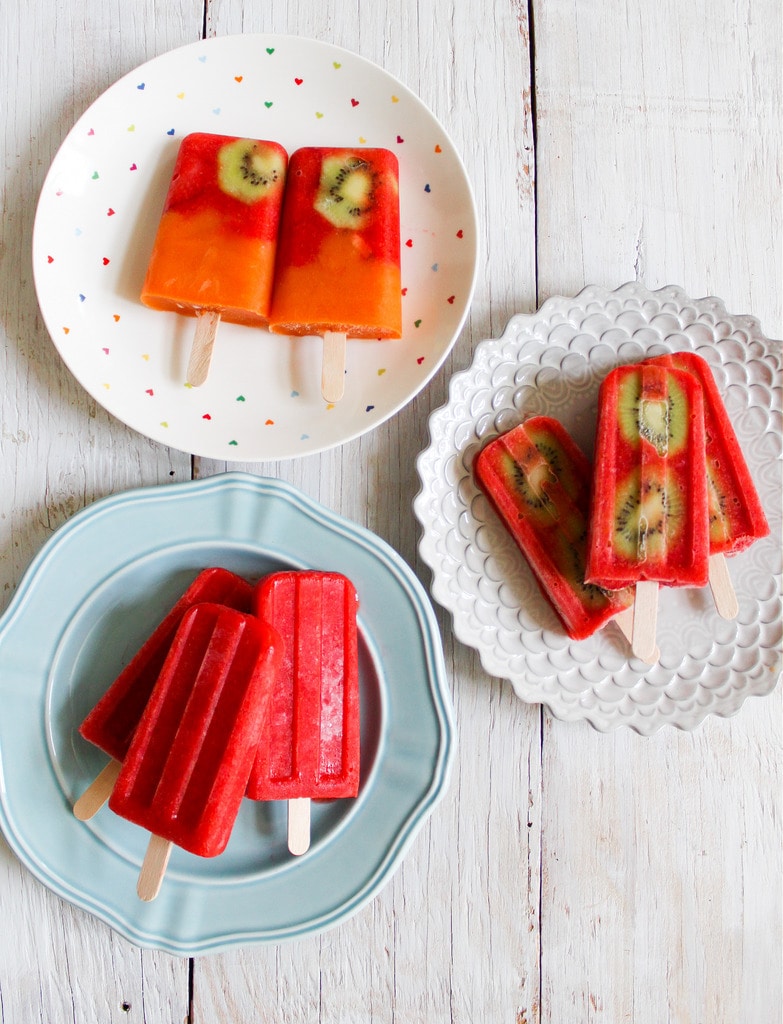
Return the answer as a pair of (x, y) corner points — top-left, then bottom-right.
(586, 364), (710, 589)
(79, 568), (253, 763)
(274, 147), (401, 267)
(161, 132), (288, 241)
(247, 571), (360, 801)
(109, 603), (281, 859)
(644, 350), (769, 555)
(473, 416), (633, 641)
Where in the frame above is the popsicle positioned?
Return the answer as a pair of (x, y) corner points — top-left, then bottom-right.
(109, 602), (281, 900)
(268, 147), (402, 402)
(75, 567), (253, 820)
(585, 363), (710, 661)
(644, 350), (770, 618)
(473, 415), (639, 646)
(247, 571), (360, 855)
(141, 132), (288, 385)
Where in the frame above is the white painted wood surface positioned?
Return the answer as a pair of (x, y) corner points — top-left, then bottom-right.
(0, 1), (779, 1022)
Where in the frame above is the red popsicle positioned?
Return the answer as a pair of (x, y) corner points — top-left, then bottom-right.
(473, 416), (636, 644)
(75, 567), (253, 820)
(644, 350), (770, 617)
(585, 363), (710, 660)
(247, 571), (360, 855)
(109, 602), (281, 899)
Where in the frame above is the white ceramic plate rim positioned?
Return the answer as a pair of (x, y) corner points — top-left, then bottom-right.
(32, 34), (479, 460)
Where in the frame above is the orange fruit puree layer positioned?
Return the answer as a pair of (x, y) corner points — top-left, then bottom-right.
(141, 209), (276, 327)
(269, 232), (402, 338)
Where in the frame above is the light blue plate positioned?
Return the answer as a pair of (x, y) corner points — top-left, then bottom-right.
(0, 474), (454, 954)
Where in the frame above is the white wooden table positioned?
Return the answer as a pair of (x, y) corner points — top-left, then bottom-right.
(1, 2), (780, 1021)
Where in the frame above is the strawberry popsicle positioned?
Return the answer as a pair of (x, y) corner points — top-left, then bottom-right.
(247, 571), (360, 855)
(268, 147), (402, 402)
(75, 567), (253, 820)
(141, 132), (288, 385)
(109, 602), (281, 900)
(474, 416), (637, 645)
(644, 350), (770, 618)
(585, 363), (710, 661)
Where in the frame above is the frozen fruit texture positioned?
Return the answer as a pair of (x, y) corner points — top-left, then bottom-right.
(268, 147), (401, 339)
(79, 567), (253, 763)
(474, 416), (633, 641)
(585, 363), (710, 590)
(644, 350), (769, 554)
(247, 571), (360, 800)
(141, 132), (288, 327)
(109, 603), (281, 858)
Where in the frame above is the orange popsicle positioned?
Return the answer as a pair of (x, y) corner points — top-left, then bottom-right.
(141, 132), (288, 383)
(268, 147), (402, 401)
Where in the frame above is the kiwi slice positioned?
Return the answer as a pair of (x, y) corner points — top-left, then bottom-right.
(524, 423), (585, 507)
(217, 139), (285, 203)
(613, 467), (685, 561)
(616, 369), (690, 456)
(707, 464), (731, 545)
(314, 154), (376, 229)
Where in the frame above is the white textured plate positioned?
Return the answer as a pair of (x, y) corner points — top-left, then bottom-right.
(32, 34), (478, 460)
(414, 282), (782, 733)
(0, 474), (454, 953)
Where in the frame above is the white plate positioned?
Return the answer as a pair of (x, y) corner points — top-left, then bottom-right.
(32, 34), (478, 460)
(414, 282), (782, 734)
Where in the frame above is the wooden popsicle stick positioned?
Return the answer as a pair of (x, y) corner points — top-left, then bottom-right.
(137, 834), (173, 902)
(186, 309), (221, 387)
(708, 552), (739, 619)
(321, 331), (347, 403)
(287, 797), (311, 856)
(73, 758), (122, 821)
(631, 580), (659, 663)
(614, 605), (660, 663)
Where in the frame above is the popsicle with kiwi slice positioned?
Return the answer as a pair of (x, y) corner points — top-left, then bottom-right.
(643, 350), (770, 618)
(473, 415), (646, 651)
(141, 133), (288, 386)
(585, 364), (710, 662)
(268, 148), (402, 403)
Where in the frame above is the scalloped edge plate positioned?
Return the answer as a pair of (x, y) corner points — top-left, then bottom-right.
(414, 282), (782, 733)
(0, 474), (454, 952)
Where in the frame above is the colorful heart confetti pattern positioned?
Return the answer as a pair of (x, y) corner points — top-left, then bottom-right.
(34, 35), (476, 461)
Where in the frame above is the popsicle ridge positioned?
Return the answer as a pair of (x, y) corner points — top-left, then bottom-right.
(247, 570), (360, 802)
(109, 602), (280, 858)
